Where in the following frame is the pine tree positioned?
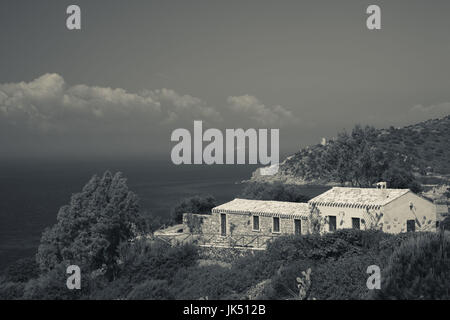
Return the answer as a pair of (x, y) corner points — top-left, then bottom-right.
(36, 171), (142, 280)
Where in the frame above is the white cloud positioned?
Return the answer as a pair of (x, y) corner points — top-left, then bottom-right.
(0, 73), (220, 134)
(0, 74), (299, 156)
(227, 94), (298, 126)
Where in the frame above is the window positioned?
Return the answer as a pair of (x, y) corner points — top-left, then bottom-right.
(273, 217), (280, 233)
(352, 218), (360, 230)
(407, 219), (415, 232)
(253, 215), (260, 231)
(329, 216), (337, 231)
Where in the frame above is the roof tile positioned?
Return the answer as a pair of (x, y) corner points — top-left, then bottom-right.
(308, 187), (410, 207)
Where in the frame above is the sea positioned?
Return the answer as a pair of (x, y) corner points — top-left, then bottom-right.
(0, 157), (328, 271)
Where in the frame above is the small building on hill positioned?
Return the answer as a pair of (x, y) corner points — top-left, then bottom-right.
(182, 198), (310, 238)
(180, 198), (310, 249)
(209, 198), (310, 236)
(179, 184), (437, 248)
(308, 185), (437, 233)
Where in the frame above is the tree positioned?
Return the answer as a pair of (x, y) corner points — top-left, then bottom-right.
(36, 171), (143, 280)
(2, 257), (39, 283)
(381, 166), (423, 193)
(240, 182), (310, 203)
(171, 195), (217, 224)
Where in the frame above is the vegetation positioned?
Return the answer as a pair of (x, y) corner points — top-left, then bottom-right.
(36, 171), (144, 281)
(1, 169), (448, 300)
(170, 195), (217, 224)
(4, 224), (449, 300)
(372, 231), (450, 299)
(240, 182), (311, 202)
(254, 116), (450, 189)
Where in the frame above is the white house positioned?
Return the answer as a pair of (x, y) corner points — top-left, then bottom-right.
(178, 184), (438, 248)
(308, 185), (437, 233)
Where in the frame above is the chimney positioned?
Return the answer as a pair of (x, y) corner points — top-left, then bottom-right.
(376, 182), (387, 189)
(376, 181), (388, 198)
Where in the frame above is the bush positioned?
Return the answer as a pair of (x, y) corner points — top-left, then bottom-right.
(372, 232), (450, 299)
(127, 279), (174, 300)
(259, 230), (407, 300)
(171, 195), (217, 224)
(441, 216), (450, 231)
(118, 239), (198, 281)
(171, 265), (234, 299)
(2, 257), (39, 283)
(0, 281), (25, 300)
(22, 264), (87, 300)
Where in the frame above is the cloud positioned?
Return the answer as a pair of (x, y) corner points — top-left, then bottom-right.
(0, 73), (220, 135)
(0, 74), (299, 157)
(226, 94), (298, 126)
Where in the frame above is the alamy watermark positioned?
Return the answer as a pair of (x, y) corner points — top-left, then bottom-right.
(170, 121), (279, 175)
(65, 4), (380, 31)
(366, 265), (381, 290)
(66, 265), (81, 290)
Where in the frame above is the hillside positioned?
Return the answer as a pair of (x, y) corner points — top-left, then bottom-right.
(3, 229), (449, 300)
(251, 115), (450, 187)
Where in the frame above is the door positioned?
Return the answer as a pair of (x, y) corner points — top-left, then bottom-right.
(220, 214), (227, 236)
(294, 219), (301, 235)
(352, 218), (360, 230)
(329, 216), (337, 231)
(407, 219), (415, 232)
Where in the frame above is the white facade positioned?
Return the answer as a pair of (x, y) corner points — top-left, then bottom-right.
(308, 187), (437, 233)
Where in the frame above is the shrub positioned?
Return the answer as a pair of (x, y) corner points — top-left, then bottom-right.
(116, 239), (199, 284)
(22, 264), (87, 300)
(372, 232), (450, 299)
(127, 279), (174, 300)
(2, 257), (39, 283)
(171, 265), (234, 299)
(171, 195), (217, 224)
(0, 281), (25, 300)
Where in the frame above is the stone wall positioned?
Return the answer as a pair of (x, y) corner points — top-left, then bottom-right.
(184, 211), (309, 236)
(182, 213), (217, 234)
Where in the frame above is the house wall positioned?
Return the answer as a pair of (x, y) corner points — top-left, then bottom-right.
(312, 205), (382, 232)
(184, 211), (308, 236)
(383, 191), (436, 233)
(183, 191), (438, 237)
(182, 213), (219, 234)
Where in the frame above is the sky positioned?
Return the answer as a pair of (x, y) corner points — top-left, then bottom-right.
(1, 0), (450, 160)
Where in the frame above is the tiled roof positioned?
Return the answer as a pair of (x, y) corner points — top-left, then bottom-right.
(308, 187), (410, 209)
(212, 198), (310, 218)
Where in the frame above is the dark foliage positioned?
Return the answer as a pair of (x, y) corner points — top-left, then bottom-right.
(127, 279), (174, 300)
(240, 182), (311, 202)
(441, 216), (450, 231)
(2, 257), (39, 283)
(276, 117), (450, 187)
(170, 195), (217, 224)
(36, 171), (143, 280)
(372, 231), (450, 299)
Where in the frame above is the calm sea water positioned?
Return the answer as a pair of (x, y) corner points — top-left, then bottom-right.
(0, 158), (327, 271)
